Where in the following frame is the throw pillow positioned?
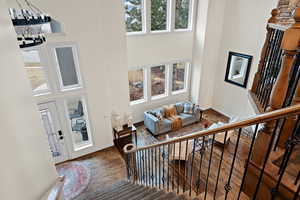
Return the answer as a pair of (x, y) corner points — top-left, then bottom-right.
(183, 103), (194, 114)
(175, 102), (184, 114)
(156, 112), (163, 120)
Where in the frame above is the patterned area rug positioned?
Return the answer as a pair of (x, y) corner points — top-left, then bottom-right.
(57, 161), (91, 200)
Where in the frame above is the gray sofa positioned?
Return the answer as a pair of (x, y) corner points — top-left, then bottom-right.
(144, 101), (202, 136)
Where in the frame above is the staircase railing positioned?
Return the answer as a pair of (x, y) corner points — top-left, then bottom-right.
(124, 105), (300, 199)
(250, 8), (300, 115)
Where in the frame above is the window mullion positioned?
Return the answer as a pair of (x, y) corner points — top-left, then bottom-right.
(170, 0), (175, 32)
(145, 0), (151, 33)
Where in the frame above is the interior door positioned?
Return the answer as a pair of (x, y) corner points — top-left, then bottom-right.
(38, 102), (69, 164)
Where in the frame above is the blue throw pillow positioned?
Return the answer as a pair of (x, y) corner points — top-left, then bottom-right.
(183, 103), (194, 114)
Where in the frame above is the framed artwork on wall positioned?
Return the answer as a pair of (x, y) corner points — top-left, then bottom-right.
(225, 51), (253, 88)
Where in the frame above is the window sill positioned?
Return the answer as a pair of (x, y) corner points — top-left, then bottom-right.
(151, 94), (168, 101)
(172, 90), (187, 95)
(130, 99), (147, 106)
(126, 31), (147, 37)
(74, 142), (93, 152)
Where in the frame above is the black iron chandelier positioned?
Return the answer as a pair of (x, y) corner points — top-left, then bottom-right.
(8, 0), (51, 48)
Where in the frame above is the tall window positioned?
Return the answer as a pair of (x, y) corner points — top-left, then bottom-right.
(151, 65), (166, 97)
(22, 50), (50, 95)
(124, 0), (143, 33)
(175, 0), (191, 30)
(65, 98), (93, 150)
(54, 45), (82, 91)
(151, 0), (168, 31)
(172, 62), (187, 93)
(128, 69), (145, 102)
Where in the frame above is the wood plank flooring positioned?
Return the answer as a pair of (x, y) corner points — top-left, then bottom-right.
(57, 109), (253, 199)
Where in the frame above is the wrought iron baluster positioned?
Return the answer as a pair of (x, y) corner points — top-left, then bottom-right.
(238, 124), (259, 199)
(214, 131), (228, 199)
(183, 139), (189, 193)
(148, 149), (150, 186)
(167, 144), (170, 191)
(159, 146), (161, 189)
(126, 153), (130, 180)
(155, 146), (158, 187)
(172, 142), (175, 191)
(261, 30), (284, 109)
(162, 145), (165, 189)
(177, 141), (181, 194)
(257, 29), (277, 99)
(271, 116), (300, 200)
(252, 119), (280, 200)
(224, 128), (242, 200)
(189, 139), (197, 196)
(256, 28), (275, 95)
(204, 134), (215, 200)
(138, 150), (142, 184)
(142, 149), (145, 184)
(151, 148), (154, 187)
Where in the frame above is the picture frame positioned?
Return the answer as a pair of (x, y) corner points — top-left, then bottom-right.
(225, 51), (253, 88)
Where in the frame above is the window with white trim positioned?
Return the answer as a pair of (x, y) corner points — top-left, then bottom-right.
(22, 49), (50, 95)
(128, 68), (146, 103)
(124, 0), (144, 33)
(172, 62), (188, 93)
(54, 45), (82, 91)
(175, 0), (191, 30)
(65, 97), (93, 151)
(151, 65), (167, 98)
(151, 0), (169, 32)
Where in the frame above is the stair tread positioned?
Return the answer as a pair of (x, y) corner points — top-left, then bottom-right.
(154, 192), (178, 200)
(96, 184), (142, 200)
(140, 190), (166, 200)
(128, 187), (158, 200)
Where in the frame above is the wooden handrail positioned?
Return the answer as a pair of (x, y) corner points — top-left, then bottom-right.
(125, 104), (300, 153)
(268, 23), (290, 31)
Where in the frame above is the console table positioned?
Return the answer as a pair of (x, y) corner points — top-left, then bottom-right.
(113, 125), (137, 156)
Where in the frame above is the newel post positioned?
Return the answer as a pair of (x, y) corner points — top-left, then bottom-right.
(251, 8), (300, 166)
(251, 9), (279, 94)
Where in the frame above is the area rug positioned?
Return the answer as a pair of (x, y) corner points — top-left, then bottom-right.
(57, 161), (91, 200)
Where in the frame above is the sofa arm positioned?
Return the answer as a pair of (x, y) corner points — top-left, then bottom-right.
(144, 112), (160, 134)
(193, 105), (203, 122)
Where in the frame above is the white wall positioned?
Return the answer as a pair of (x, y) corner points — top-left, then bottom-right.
(0, 0), (58, 199)
(191, 0), (226, 109)
(6, 0), (130, 158)
(211, 0), (278, 119)
(127, 1), (197, 122)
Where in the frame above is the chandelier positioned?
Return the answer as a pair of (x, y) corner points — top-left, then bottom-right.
(8, 0), (51, 48)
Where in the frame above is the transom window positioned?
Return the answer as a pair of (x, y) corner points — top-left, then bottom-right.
(175, 0), (191, 30)
(124, 0), (144, 33)
(123, 0), (194, 34)
(151, 0), (168, 32)
(22, 49), (50, 95)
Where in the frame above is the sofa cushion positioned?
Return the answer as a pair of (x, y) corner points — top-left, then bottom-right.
(175, 102), (185, 114)
(159, 119), (172, 133)
(183, 103), (194, 114)
(179, 113), (196, 126)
